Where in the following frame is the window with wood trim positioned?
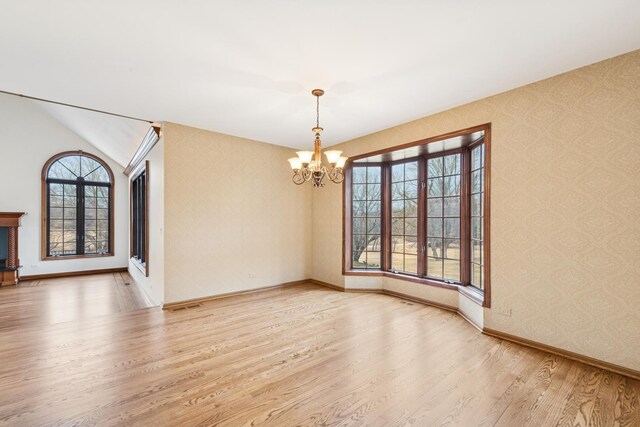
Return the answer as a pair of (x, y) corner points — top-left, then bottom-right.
(470, 144), (485, 289)
(42, 151), (114, 259)
(390, 160), (419, 274)
(344, 125), (490, 303)
(130, 161), (149, 276)
(351, 166), (382, 269)
(426, 152), (462, 282)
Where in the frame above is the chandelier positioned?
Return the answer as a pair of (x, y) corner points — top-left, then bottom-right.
(288, 89), (347, 187)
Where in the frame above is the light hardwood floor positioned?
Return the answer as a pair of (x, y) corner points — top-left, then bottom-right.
(0, 278), (637, 426)
(0, 272), (153, 332)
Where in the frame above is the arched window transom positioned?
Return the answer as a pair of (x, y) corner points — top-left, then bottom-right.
(47, 154), (111, 183)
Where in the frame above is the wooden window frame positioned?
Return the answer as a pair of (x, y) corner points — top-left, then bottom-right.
(422, 148), (465, 282)
(343, 124), (491, 307)
(388, 158), (421, 276)
(41, 151), (115, 261)
(349, 163), (384, 271)
(130, 161), (149, 277)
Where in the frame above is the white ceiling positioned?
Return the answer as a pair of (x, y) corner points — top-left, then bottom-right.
(0, 1), (639, 152)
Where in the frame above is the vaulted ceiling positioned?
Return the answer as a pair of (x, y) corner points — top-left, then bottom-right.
(34, 101), (151, 167)
(1, 1), (639, 157)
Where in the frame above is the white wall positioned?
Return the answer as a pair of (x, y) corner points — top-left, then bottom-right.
(0, 93), (129, 275)
(127, 138), (165, 306)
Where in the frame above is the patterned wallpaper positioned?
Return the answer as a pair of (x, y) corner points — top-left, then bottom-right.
(312, 50), (640, 370)
(163, 123), (312, 303)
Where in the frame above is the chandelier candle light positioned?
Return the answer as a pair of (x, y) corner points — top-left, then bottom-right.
(288, 89), (347, 187)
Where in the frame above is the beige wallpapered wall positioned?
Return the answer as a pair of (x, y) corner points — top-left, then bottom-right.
(163, 123), (312, 303)
(312, 50), (640, 370)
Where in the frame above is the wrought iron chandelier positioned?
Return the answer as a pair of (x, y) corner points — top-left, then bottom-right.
(288, 89), (347, 187)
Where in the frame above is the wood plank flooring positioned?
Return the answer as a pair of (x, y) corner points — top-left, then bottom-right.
(0, 279), (638, 426)
(0, 272), (153, 332)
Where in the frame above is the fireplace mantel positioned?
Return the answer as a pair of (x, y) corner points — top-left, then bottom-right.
(0, 212), (25, 286)
(0, 212), (26, 227)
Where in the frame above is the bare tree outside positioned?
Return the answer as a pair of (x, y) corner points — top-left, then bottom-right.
(352, 166), (382, 268)
(46, 154), (111, 257)
(390, 161), (418, 273)
(348, 139), (486, 287)
(470, 144), (485, 289)
(426, 154), (462, 281)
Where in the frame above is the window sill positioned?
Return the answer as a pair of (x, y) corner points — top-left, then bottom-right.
(344, 270), (384, 277)
(130, 257), (148, 277)
(42, 253), (114, 261)
(343, 269), (488, 307)
(382, 272), (460, 290)
(458, 284), (485, 306)
(344, 269), (458, 290)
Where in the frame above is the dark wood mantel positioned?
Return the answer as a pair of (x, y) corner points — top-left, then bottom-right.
(1, 212), (25, 286)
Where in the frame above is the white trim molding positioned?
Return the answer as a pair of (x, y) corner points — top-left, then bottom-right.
(124, 125), (160, 176)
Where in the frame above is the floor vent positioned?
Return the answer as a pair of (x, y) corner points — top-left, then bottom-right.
(167, 303), (203, 312)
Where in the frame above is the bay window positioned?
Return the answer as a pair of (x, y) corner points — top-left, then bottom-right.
(344, 125), (491, 305)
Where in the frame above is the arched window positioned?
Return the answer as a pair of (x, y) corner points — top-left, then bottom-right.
(42, 151), (114, 259)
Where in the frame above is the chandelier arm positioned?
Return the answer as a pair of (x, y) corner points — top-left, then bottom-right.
(302, 167), (312, 181)
(292, 172), (305, 185)
(328, 168), (345, 184)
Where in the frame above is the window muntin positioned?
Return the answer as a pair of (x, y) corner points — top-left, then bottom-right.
(83, 185), (111, 254)
(48, 182), (78, 255)
(346, 137), (488, 295)
(390, 161), (419, 274)
(351, 166), (382, 269)
(426, 153), (461, 282)
(47, 155), (110, 182)
(44, 152), (113, 258)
